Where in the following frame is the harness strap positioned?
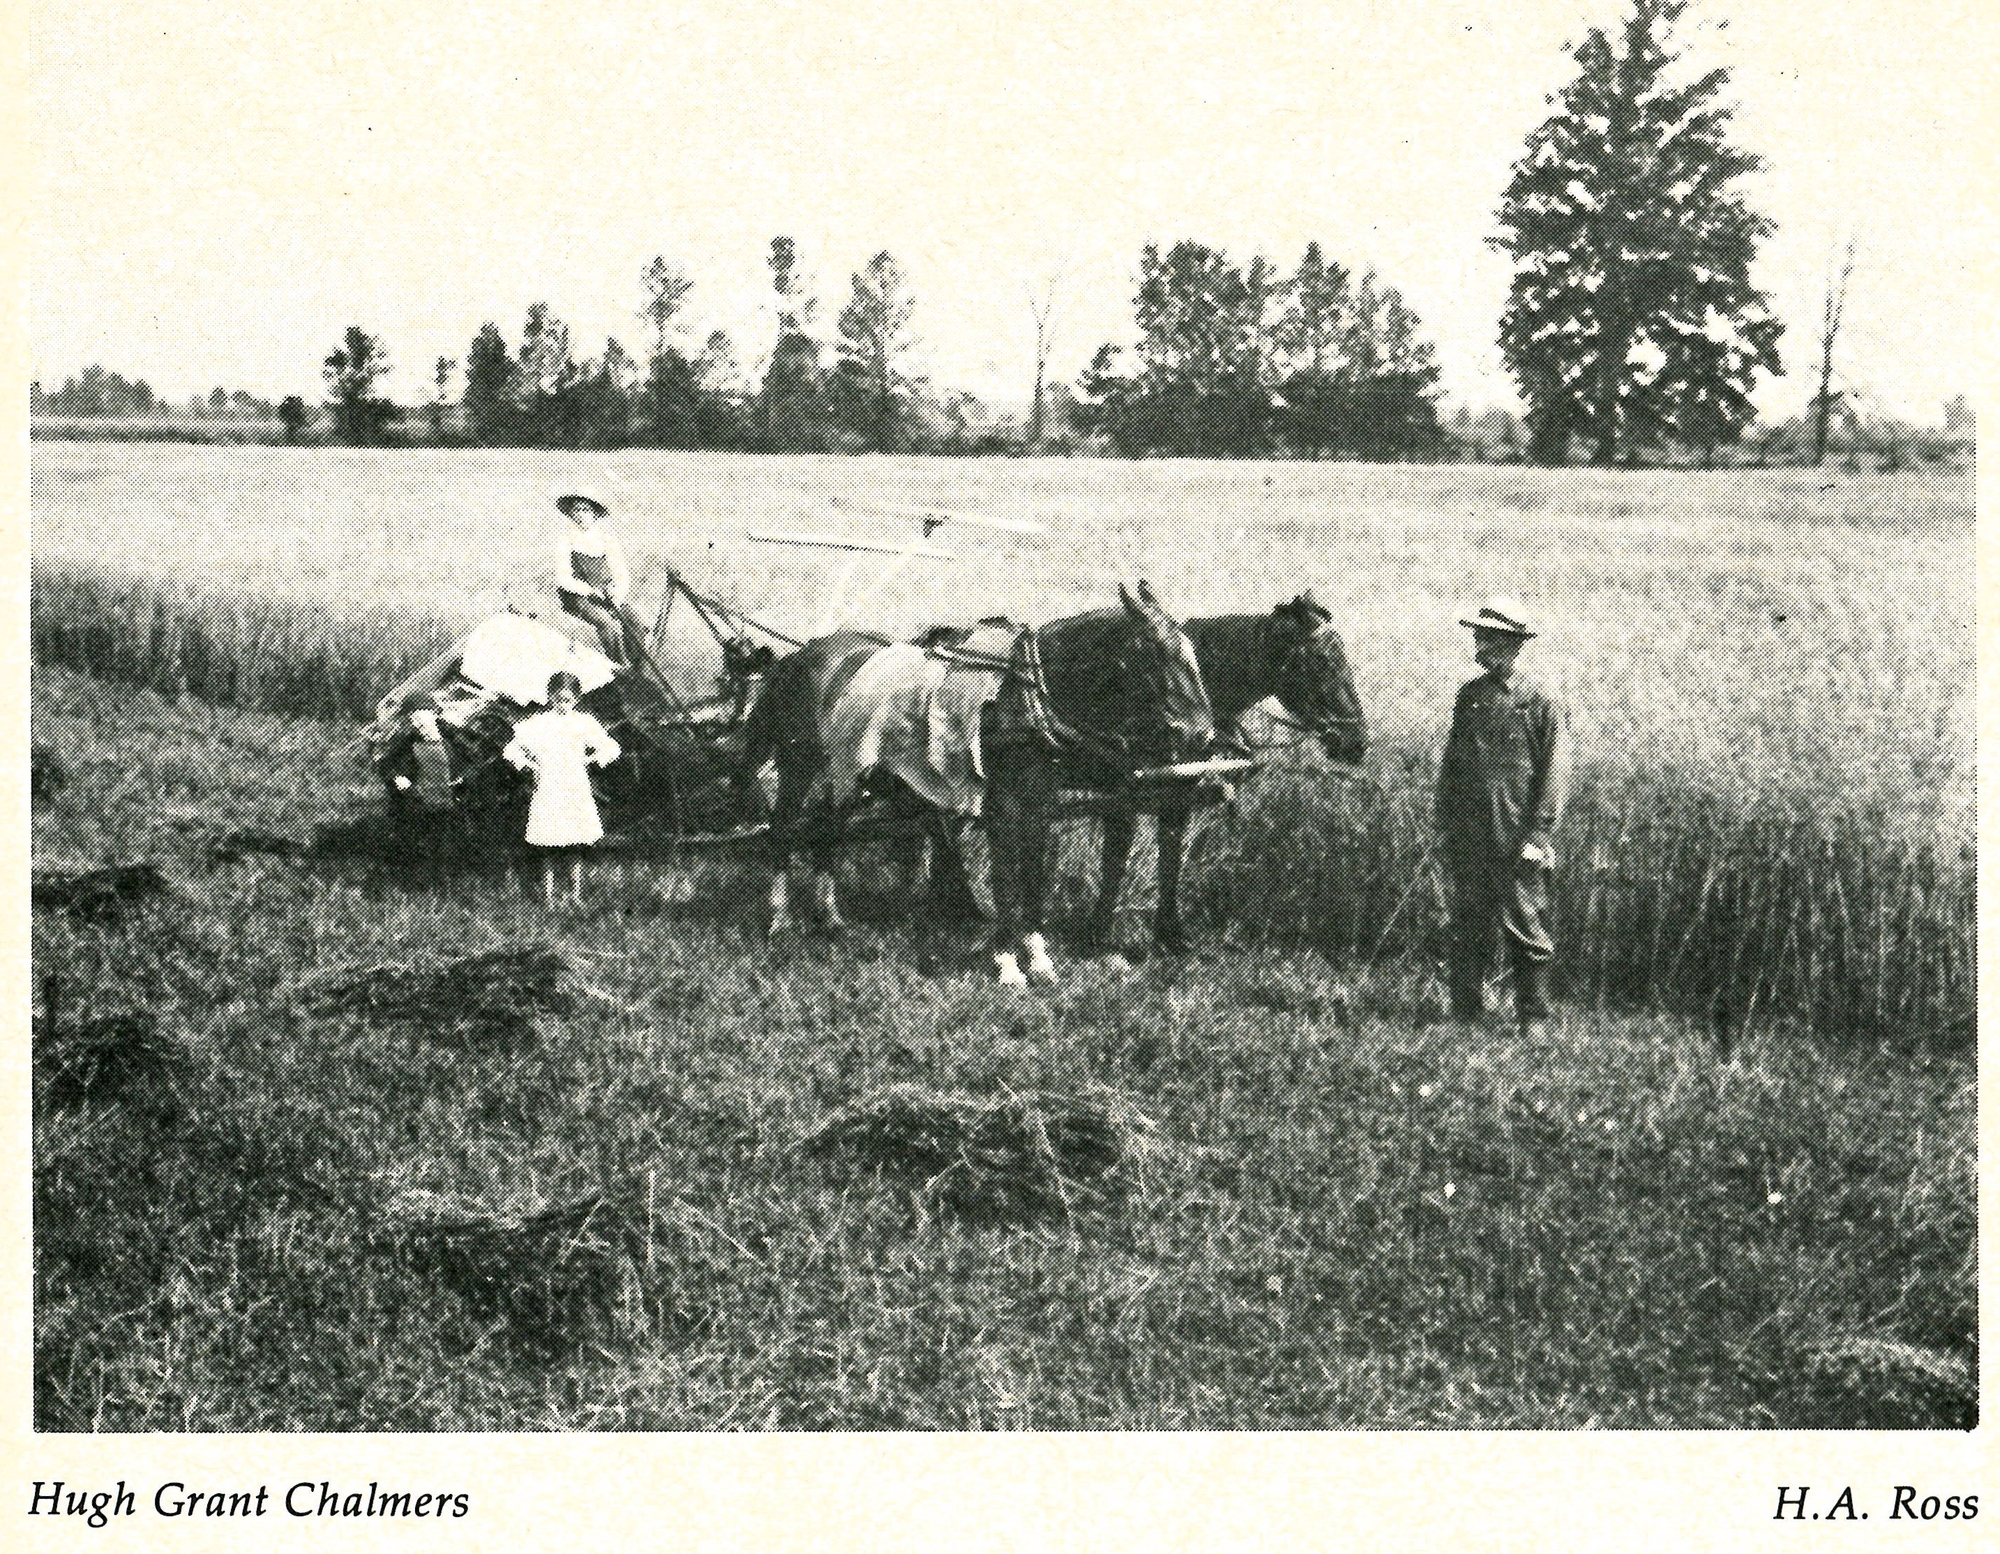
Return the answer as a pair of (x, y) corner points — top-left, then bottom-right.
(1009, 626), (1130, 766)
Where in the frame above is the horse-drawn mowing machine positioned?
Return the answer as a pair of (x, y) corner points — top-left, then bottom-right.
(364, 569), (785, 850)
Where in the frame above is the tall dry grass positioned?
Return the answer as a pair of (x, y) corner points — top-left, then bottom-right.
(31, 555), (1972, 1047)
(31, 563), (455, 722)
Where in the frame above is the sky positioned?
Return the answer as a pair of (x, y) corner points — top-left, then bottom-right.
(29, 0), (1998, 422)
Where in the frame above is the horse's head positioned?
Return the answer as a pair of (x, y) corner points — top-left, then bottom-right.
(1270, 593), (1367, 766)
(1118, 581), (1216, 764)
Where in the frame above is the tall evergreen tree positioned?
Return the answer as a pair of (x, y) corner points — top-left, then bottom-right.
(1492, 0), (1782, 465)
(462, 323), (515, 445)
(761, 237), (827, 451)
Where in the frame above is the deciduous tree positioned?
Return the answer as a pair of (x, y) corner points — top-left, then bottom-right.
(321, 326), (397, 445)
(1811, 236), (1857, 467)
(1269, 242), (1353, 459)
(835, 251), (919, 452)
(1025, 266), (1070, 447)
(516, 303), (578, 446)
(430, 356), (457, 439)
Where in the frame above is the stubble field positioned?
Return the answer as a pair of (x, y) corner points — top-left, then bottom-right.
(29, 445), (1976, 1429)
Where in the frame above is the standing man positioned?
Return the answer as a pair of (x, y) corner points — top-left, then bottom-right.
(553, 487), (647, 669)
(1436, 597), (1569, 1036)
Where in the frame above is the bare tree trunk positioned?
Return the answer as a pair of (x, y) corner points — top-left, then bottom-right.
(1026, 269), (1066, 449)
(1812, 237), (1857, 467)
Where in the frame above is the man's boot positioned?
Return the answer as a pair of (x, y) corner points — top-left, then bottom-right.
(1513, 950), (1553, 1039)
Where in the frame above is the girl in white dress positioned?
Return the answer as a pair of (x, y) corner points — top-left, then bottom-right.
(504, 671), (622, 904)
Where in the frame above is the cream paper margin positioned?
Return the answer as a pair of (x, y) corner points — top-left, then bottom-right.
(0, 2), (1990, 1550)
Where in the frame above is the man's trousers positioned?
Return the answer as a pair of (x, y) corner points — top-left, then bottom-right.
(1446, 848), (1555, 1022)
(562, 591), (649, 669)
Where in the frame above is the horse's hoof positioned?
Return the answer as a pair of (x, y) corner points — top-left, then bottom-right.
(995, 952), (1030, 991)
(1024, 933), (1058, 984)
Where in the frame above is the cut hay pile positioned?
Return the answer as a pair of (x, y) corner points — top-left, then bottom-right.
(801, 1084), (1159, 1218)
(31, 743), (68, 803)
(302, 945), (582, 1043)
(36, 1000), (181, 1111)
(202, 829), (303, 865)
(311, 808), (480, 867)
(1798, 1335), (1976, 1429)
(33, 862), (169, 923)
(375, 1178), (729, 1350)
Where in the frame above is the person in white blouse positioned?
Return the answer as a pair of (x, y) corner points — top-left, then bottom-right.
(504, 670), (622, 905)
(554, 488), (646, 668)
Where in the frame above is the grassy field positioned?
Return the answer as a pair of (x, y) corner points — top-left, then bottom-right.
(30, 666), (1975, 1429)
(30, 447), (1976, 1428)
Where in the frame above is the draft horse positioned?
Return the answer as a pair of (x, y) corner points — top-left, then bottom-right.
(980, 581), (1215, 982)
(1086, 593), (1367, 955)
(738, 582), (1216, 984)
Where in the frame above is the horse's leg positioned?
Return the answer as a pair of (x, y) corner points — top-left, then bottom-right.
(765, 756), (812, 941)
(811, 838), (849, 935)
(1090, 807), (1137, 953)
(767, 856), (797, 940)
(987, 782), (1021, 952)
(1015, 755), (1061, 982)
(925, 811), (984, 925)
(886, 796), (929, 911)
(1154, 798), (1194, 955)
(982, 754), (1032, 986)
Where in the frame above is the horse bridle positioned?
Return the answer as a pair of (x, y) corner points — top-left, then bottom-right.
(1265, 615), (1365, 747)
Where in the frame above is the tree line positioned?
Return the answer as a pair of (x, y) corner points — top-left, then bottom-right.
(318, 243), (1006, 455)
(310, 233), (1450, 460)
(1073, 242), (1444, 459)
(33, 4), (1975, 468)
(31, 369), (275, 420)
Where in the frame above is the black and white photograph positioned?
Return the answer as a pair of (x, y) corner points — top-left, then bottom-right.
(18, 0), (1988, 1543)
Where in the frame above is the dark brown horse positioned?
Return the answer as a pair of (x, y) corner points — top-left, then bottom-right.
(981, 582), (1216, 981)
(1087, 593), (1367, 955)
(738, 583), (1216, 982)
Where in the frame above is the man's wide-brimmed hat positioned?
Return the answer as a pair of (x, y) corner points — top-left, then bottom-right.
(555, 487), (610, 516)
(1459, 597), (1536, 638)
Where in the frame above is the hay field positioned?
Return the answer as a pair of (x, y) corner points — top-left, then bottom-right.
(29, 446), (1975, 1429)
(32, 445), (1975, 1038)
(32, 447), (1972, 800)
